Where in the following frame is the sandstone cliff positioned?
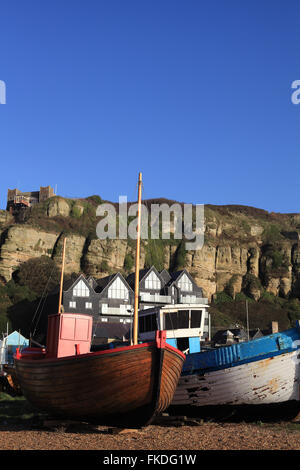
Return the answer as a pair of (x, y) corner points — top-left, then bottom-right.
(1, 198), (300, 302)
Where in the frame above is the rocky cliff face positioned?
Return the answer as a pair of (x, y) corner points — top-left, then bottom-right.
(1, 200), (300, 301)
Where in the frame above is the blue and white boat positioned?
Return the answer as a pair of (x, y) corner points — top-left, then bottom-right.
(139, 304), (300, 408)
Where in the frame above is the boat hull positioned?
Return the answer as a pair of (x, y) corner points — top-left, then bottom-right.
(172, 349), (300, 407)
(15, 342), (184, 427)
(171, 327), (300, 408)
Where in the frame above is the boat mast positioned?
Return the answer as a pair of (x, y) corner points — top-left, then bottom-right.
(58, 237), (67, 314)
(133, 172), (142, 346)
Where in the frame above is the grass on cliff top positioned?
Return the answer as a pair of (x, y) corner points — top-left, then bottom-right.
(10, 196), (300, 245)
(18, 196), (101, 238)
(205, 204), (299, 243)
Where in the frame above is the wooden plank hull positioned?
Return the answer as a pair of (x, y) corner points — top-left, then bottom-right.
(15, 342), (184, 427)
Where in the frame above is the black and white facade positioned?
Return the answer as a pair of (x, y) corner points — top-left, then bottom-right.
(61, 267), (210, 340)
(126, 267), (171, 311)
(62, 273), (134, 325)
(63, 275), (100, 321)
(95, 273), (134, 324)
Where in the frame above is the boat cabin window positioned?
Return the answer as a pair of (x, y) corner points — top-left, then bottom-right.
(164, 309), (203, 330)
(191, 310), (202, 328)
(139, 314), (157, 333)
(165, 310), (189, 330)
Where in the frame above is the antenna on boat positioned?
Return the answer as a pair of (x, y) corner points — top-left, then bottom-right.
(133, 172), (142, 346)
(58, 237), (67, 314)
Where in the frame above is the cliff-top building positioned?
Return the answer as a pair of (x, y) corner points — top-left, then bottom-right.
(6, 186), (55, 212)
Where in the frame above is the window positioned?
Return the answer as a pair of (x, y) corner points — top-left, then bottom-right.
(139, 314), (157, 333)
(178, 310), (189, 328)
(164, 309), (202, 330)
(85, 302), (92, 309)
(165, 312), (179, 330)
(191, 310), (202, 328)
(69, 301), (76, 309)
(108, 277), (129, 300)
(145, 271), (161, 290)
(165, 311), (189, 330)
(73, 279), (90, 297)
(177, 273), (192, 292)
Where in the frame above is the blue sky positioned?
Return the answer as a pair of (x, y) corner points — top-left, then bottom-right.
(0, 0), (299, 212)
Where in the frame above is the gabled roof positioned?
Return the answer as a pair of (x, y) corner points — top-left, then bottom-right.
(213, 328), (264, 344)
(126, 268), (150, 289)
(160, 269), (172, 284)
(95, 272), (133, 294)
(169, 270), (186, 283)
(5, 331), (29, 345)
(168, 269), (194, 285)
(167, 269), (203, 294)
(249, 328), (264, 339)
(212, 328), (248, 344)
(63, 273), (95, 293)
(126, 266), (164, 289)
(86, 276), (98, 290)
(49, 274), (89, 296)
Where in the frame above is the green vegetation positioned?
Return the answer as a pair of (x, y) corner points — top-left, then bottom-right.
(0, 256), (72, 339)
(285, 298), (300, 324)
(210, 292), (300, 332)
(22, 196), (102, 239)
(144, 239), (168, 271)
(71, 205), (83, 219)
(0, 393), (46, 424)
(171, 240), (187, 271)
(13, 255), (60, 297)
(0, 280), (39, 335)
(262, 244), (289, 270)
(262, 224), (282, 243)
(123, 253), (134, 271)
(86, 195), (102, 205)
(224, 275), (240, 298)
(242, 273), (263, 298)
(214, 291), (234, 304)
(100, 260), (109, 272)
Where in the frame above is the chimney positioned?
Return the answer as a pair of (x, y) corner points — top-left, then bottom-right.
(271, 321), (278, 334)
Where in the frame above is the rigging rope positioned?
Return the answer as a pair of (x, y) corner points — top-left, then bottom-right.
(30, 261), (58, 338)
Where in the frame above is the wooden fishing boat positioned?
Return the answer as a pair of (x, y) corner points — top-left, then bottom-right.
(14, 318), (184, 426)
(139, 304), (300, 409)
(14, 173), (185, 427)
